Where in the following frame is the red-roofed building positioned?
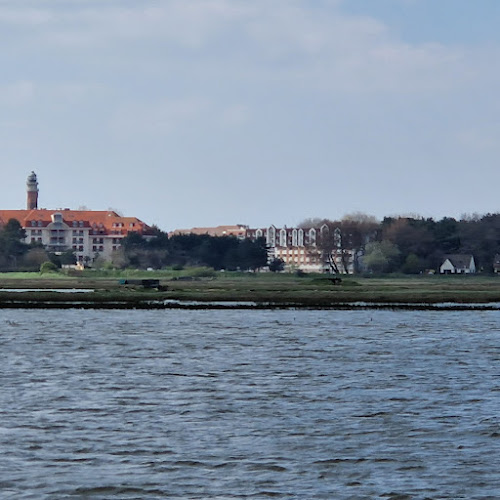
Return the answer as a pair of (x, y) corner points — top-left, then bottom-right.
(0, 173), (153, 263)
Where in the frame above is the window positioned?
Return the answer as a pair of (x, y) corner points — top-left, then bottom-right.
(279, 228), (287, 247)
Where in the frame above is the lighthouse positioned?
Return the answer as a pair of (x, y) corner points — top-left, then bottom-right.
(26, 171), (39, 210)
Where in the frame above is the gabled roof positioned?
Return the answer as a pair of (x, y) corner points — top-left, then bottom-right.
(443, 254), (474, 268)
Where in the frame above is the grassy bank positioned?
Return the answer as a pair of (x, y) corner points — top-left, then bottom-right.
(0, 271), (500, 308)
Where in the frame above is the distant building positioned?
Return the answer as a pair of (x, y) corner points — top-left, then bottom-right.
(246, 224), (357, 273)
(245, 225), (329, 272)
(439, 254), (476, 274)
(0, 172), (153, 263)
(173, 223), (357, 273)
(493, 254), (500, 274)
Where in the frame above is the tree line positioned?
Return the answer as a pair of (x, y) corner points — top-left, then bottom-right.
(114, 229), (268, 271)
(315, 212), (500, 274)
(0, 220), (269, 272)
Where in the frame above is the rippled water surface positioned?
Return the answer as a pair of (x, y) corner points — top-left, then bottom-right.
(1, 309), (499, 499)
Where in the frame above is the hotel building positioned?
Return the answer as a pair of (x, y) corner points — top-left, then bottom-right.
(0, 172), (152, 263)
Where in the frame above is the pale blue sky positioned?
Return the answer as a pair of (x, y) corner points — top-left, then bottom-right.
(1, 0), (499, 231)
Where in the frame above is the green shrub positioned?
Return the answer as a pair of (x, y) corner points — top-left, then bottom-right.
(40, 261), (58, 274)
(190, 267), (217, 278)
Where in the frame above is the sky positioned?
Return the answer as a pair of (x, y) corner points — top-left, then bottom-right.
(1, 0), (499, 231)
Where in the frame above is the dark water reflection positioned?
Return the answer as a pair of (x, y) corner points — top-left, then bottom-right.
(0, 309), (499, 499)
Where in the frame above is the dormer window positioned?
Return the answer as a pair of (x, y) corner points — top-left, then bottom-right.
(51, 212), (63, 224)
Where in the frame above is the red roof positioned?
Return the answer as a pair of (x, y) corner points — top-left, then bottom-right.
(0, 209), (152, 235)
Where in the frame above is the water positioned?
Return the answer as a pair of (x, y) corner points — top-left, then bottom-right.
(0, 309), (499, 499)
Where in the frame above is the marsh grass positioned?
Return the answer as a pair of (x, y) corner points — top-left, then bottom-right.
(0, 270), (499, 307)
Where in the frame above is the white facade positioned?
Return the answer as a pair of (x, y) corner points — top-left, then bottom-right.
(439, 255), (476, 274)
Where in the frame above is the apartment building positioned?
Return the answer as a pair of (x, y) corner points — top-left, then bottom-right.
(173, 223), (355, 273)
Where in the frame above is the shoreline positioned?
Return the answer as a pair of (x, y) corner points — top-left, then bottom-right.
(1, 274), (500, 310)
(1, 298), (500, 311)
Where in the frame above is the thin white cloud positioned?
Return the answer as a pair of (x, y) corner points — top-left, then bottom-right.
(1, 0), (500, 226)
(1, 0), (497, 96)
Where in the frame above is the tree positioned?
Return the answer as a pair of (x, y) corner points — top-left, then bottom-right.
(22, 248), (50, 271)
(362, 241), (400, 274)
(0, 218), (29, 270)
(318, 214), (379, 274)
(237, 237), (268, 271)
(382, 217), (435, 271)
(269, 257), (285, 272)
(40, 261), (58, 274)
(297, 217), (327, 228)
(60, 250), (77, 265)
(401, 253), (424, 274)
(121, 230), (169, 269)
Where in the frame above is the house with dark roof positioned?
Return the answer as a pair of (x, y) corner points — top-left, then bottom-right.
(439, 254), (476, 274)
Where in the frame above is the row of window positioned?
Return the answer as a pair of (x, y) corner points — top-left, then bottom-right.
(29, 220), (137, 229)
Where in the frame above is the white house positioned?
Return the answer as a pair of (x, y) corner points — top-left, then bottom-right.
(439, 254), (476, 274)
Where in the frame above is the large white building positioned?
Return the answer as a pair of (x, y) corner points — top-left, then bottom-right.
(0, 172), (152, 263)
(173, 223), (356, 273)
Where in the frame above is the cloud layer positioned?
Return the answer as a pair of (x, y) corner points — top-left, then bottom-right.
(1, 0), (499, 228)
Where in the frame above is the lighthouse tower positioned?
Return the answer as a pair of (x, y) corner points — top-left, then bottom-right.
(26, 171), (39, 210)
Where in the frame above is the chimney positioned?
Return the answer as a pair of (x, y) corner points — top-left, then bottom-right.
(26, 171), (38, 210)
